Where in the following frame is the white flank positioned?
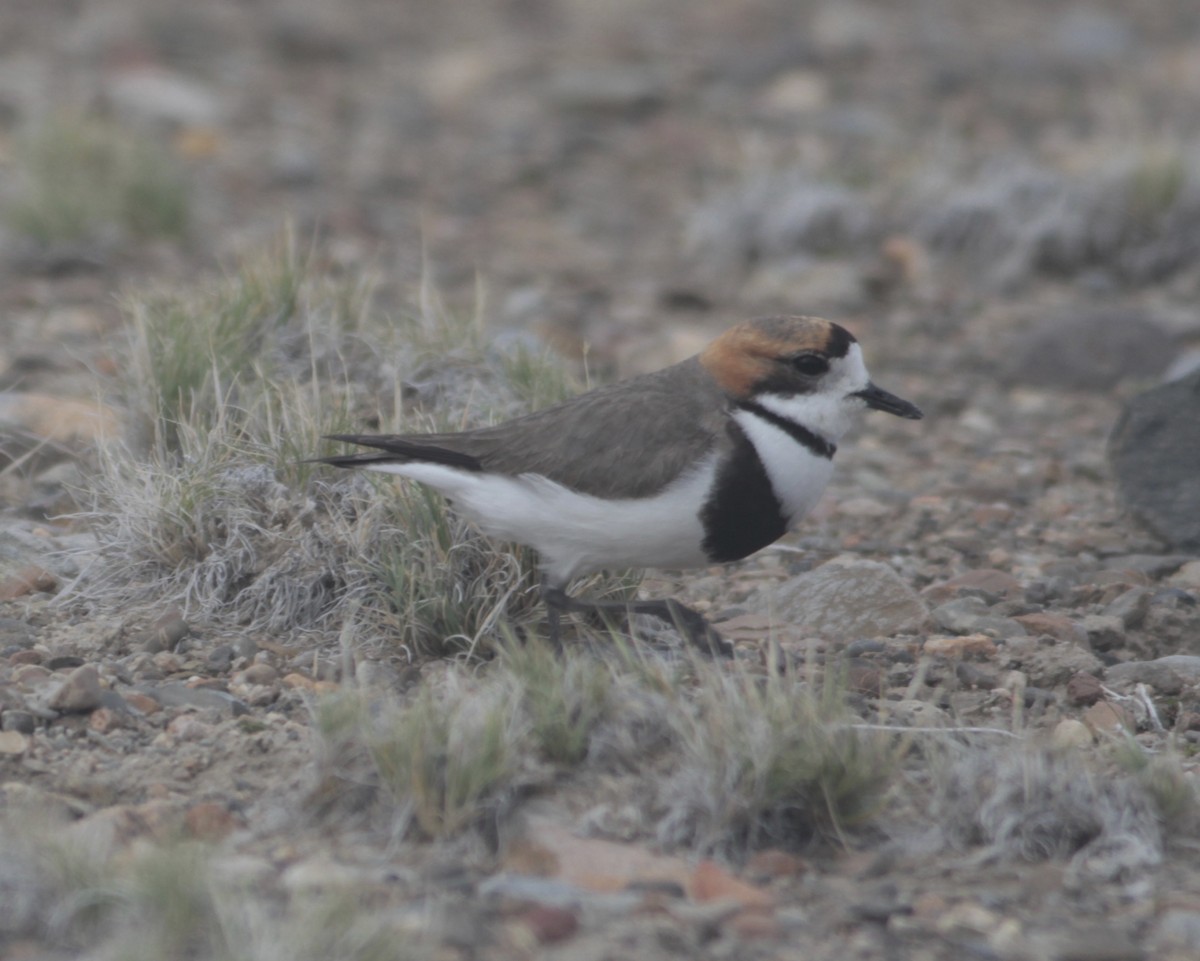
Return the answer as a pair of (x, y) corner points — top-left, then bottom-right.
(363, 457), (718, 584)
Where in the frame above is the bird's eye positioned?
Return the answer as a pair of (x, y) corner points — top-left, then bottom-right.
(791, 354), (829, 376)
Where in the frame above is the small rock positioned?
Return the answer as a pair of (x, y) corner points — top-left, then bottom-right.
(237, 663), (278, 686)
(478, 874), (588, 909)
(1169, 560), (1200, 591)
(1103, 587), (1151, 629)
(1002, 637), (1103, 688)
(932, 597), (1026, 637)
(49, 664), (102, 713)
(8, 649), (44, 665)
(122, 691), (161, 715)
(922, 569), (1021, 605)
(142, 682), (250, 716)
(88, 707), (124, 733)
(166, 714), (213, 742)
(1065, 672), (1104, 706)
(888, 699), (952, 728)
(1102, 554), (1192, 578)
(206, 645), (236, 672)
(0, 730), (29, 754)
(105, 66), (222, 128)
(141, 610), (190, 653)
(152, 651), (184, 673)
(1083, 701), (1133, 735)
(923, 634), (997, 659)
(185, 802), (239, 841)
(1080, 614), (1125, 652)
(548, 66), (666, 115)
(728, 907), (782, 940)
(690, 861), (773, 909)
(1050, 719), (1093, 750)
(0, 565), (58, 600)
(1152, 908), (1200, 952)
(13, 664), (51, 685)
(1109, 368), (1200, 551)
(764, 558), (928, 638)
(519, 905), (579, 945)
(45, 655), (85, 670)
(835, 496), (891, 518)
(744, 850), (806, 882)
(2, 710), (36, 734)
(1012, 612), (1086, 644)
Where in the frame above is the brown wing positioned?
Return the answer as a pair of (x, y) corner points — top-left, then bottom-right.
(321, 357), (733, 500)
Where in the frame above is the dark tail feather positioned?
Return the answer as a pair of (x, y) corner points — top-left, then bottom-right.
(311, 435), (482, 472)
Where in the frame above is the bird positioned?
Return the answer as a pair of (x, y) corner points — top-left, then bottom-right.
(314, 315), (922, 656)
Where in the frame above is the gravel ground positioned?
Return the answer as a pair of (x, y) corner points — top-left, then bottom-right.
(3, 2), (1200, 959)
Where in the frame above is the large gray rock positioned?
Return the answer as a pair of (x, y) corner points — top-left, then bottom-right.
(1109, 369), (1200, 550)
(760, 557), (928, 639)
(1005, 308), (1175, 391)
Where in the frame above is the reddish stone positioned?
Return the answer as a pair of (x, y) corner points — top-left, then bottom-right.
(520, 905), (579, 944)
(185, 802), (238, 840)
(728, 907), (782, 939)
(690, 861), (773, 909)
(88, 707), (124, 733)
(1083, 701), (1132, 735)
(1065, 672), (1104, 706)
(924, 634), (997, 659)
(0, 566), (58, 600)
(745, 849), (807, 881)
(922, 569), (1021, 605)
(1013, 613), (1084, 644)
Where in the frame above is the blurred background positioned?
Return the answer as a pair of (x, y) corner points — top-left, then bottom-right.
(2, 0), (1199, 378)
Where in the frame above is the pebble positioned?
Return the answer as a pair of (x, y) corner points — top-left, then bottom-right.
(1151, 908), (1200, 952)
(1103, 587), (1150, 629)
(236, 663), (278, 686)
(1013, 612), (1086, 644)
(763, 558), (928, 639)
(1065, 672), (1104, 706)
(141, 682), (250, 716)
(519, 905), (579, 945)
(140, 610), (191, 653)
(2, 710), (35, 734)
(923, 634), (997, 659)
(1082, 701), (1132, 735)
(1169, 561), (1200, 591)
(49, 664), (103, 713)
(690, 860), (773, 909)
(1101, 554), (1192, 579)
(0, 565), (58, 600)
(0, 729), (29, 754)
(1080, 614), (1125, 652)
(931, 597), (1027, 638)
(1050, 719), (1093, 750)
(104, 66), (223, 128)
(922, 569), (1022, 605)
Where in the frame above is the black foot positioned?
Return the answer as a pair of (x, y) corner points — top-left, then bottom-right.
(541, 583), (733, 658)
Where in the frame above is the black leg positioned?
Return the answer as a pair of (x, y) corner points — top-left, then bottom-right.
(540, 582), (732, 658)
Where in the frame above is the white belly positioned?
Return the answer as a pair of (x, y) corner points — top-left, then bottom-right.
(366, 457), (719, 584)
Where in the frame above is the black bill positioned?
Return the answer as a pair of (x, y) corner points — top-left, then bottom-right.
(855, 383), (923, 420)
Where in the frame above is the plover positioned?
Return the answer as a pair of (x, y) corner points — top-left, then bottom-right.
(315, 315), (922, 655)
